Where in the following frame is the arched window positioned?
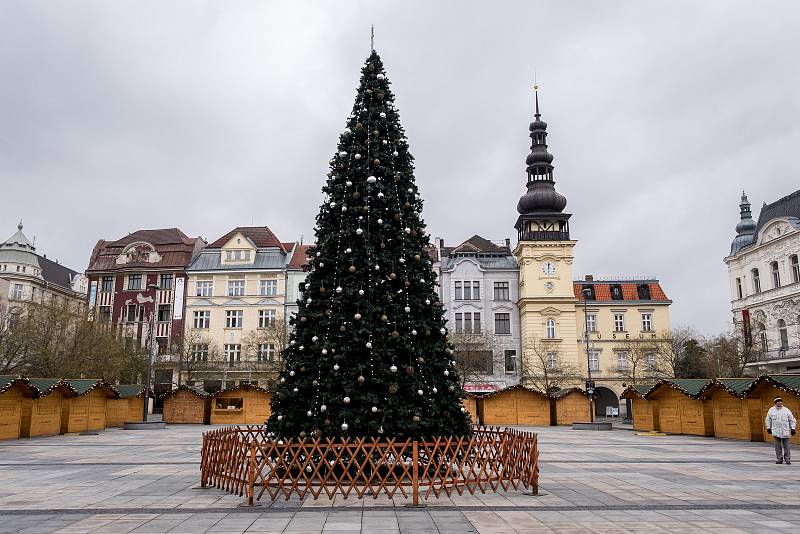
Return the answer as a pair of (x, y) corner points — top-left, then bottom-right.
(756, 322), (768, 353)
(778, 319), (789, 350)
(752, 268), (761, 293)
(771, 261), (781, 288)
(546, 319), (556, 339)
(791, 255), (799, 284)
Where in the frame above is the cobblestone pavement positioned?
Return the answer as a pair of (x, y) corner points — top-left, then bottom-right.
(1, 425), (799, 533)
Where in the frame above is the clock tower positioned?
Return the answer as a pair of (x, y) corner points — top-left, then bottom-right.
(513, 87), (581, 377)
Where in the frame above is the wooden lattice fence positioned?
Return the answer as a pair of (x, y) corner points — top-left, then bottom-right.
(201, 426), (539, 506)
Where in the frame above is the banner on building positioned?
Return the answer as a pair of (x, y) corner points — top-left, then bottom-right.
(173, 277), (185, 320)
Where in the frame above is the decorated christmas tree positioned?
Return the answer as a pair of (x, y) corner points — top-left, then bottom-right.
(267, 51), (471, 440)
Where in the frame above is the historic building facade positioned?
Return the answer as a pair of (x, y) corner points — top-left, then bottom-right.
(725, 190), (800, 373)
(432, 235), (522, 392)
(512, 90), (672, 416)
(85, 228), (205, 397)
(0, 223), (88, 313)
(183, 227), (309, 391)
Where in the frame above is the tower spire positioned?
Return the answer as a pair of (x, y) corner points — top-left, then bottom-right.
(534, 84), (540, 118)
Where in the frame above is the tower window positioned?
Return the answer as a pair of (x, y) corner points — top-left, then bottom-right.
(636, 284), (651, 300)
(778, 319), (789, 350)
(546, 319), (556, 339)
(736, 277), (743, 299)
(752, 268), (761, 293)
(791, 255), (799, 283)
(610, 284), (623, 300)
(771, 261), (781, 288)
(582, 285), (596, 300)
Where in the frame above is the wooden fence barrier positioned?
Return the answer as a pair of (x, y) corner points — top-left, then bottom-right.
(200, 425), (539, 506)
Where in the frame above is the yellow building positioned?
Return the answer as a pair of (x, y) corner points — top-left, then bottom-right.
(184, 227), (300, 392)
(513, 91), (671, 417)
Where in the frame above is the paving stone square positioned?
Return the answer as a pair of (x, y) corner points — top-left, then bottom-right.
(1, 425), (799, 532)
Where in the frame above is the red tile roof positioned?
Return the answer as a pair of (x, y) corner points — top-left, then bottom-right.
(87, 228), (203, 272)
(451, 235), (510, 254)
(573, 281), (670, 302)
(288, 244), (313, 270)
(207, 226), (283, 249)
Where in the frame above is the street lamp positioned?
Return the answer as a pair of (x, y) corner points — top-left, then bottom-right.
(142, 283), (160, 422)
(582, 287), (594, 422)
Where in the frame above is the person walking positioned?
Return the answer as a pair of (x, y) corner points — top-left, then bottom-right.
(765, 397), (797, 465)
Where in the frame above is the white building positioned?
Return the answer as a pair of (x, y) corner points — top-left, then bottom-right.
(725, 190), (800, 373)
(431, 235), (522, 392)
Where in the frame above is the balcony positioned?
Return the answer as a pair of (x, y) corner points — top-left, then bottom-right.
(745, 346), (800, 366)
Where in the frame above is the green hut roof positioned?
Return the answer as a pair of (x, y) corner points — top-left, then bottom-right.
(161, 384), (209, 399)
(0, 375), (18, 394)
(713, 378), (756, 397)
(647, 378), (713, 399)
(64, 378), (116, 397)
(763, 375), (800, 396)
(620, 384), (654, 399)
(26, 378), (69, 397)
(551, 387), (587, 400)
(114, 384), (145, 398)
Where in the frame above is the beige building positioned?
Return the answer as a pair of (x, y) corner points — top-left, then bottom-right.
(1, 223), (87, 314)
(183, 227), (306, 391)
(512, 92), (672, 416)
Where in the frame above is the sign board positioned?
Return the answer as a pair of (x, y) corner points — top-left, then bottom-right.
(172, 277), (185, 319)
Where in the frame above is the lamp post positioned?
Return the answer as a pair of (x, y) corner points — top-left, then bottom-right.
(582, 287), (594, 422)
(142, 283), (160, 422)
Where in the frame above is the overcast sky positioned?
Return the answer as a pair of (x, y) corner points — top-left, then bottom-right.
(1, 1), (799, 335)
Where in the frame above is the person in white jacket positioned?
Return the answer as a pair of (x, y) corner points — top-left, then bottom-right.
(765, 397), (797, 464)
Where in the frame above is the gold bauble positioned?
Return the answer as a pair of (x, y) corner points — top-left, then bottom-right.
(349, 265), (357, 273)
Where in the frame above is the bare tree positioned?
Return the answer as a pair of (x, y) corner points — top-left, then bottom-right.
(519, 337), (581, 394)
(657, 326), (707, 378)
(174, 329), (222, 386)
(240, 319), (289, 389)
(611, 338), (667, 385)
(449, 329), (503, 388)
(705, 321), (765, 378)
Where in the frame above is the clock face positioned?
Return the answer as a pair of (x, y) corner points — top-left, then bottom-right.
(541, 261), (556, 276)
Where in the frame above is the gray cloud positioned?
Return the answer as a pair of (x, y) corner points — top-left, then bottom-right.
(2, 1), (798, 335)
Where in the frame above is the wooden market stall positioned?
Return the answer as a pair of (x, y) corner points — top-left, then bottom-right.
(620, 384), (658, 432)
(106, 385), (146, 428)
(61, 379), (117, 434)
(210, 384), (271, 425)
(751, 375), (800, 445)
(162, 385), (210, 424)
(20, 378), (72, 438)
(462, 394), (479, 424)
(553, 388), (592, 425)
(646, 379), (714, 436)
(0, 377), (36, 441)
(705, 378), (762, 441)
(481, 386), (551, 426)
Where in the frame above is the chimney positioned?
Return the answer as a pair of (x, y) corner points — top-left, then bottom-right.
(585, 274), (594, 282)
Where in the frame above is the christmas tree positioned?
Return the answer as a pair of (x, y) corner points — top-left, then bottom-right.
(267, 51), (471, 440)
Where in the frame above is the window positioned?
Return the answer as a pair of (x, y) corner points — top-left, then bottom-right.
(752, 268), (761, 293)
(11, 283), (23, 300)
(228, 279), (245, 296)
(225, 310), (243, 328)
(736, 277), (743, 299)
(588, 350), (600, 371)
(98, 306), (111, 323)
(637, 284), (651, 300)
(463, 281), (472, 300)
(613, 314), (625, 332)
(778, 319), (789, 350)
(610, 284), (623, 300)
(191, 344), (209, 362)
(494, 313), (511, 335)
(472, 281), (480, 300)
(616, 351), (629, 371)
(126, 304), (138, 323)
(771, 261), (781, 288)
(137, 305), (145, 322)
(641, 313), (653, 332)
(156, 337), (168, 355)
(157, 304), (171, 322)
(582, 285), (596, 300)
(196, 280), (213, 297)
(454, 281), (463, 300)
(160, 273), (173, 290)
(258, 343), (277, 362)
(494, 282), (510, 301)
(586, 314), (597, 332)
(127, 274), (142, 290)
(456, 312), (480, 334)
(100, 276), (114, 292)
(546, 319), (556, 339)
(224, 344), (241, 367)
(259, 309), (276, 328)
(226, 249), (251, 262)
(645, 352), (657, 371)
(193, 310), (210, 329)
(792, 255), (799, 283)
(455, 313), (463, 333)
(456, 281), (479, 300)
(756, 322), (768, 353)
(546, 352), (558, 370)
(472, 312), (481, 333)
(260, 279), (278, 296)
(504, 350), (517, 373)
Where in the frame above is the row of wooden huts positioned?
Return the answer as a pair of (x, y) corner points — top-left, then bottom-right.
(462, 386), (592, 426)
(161, 384), (272, 425)
(0, 376), (146, 440)
(621, 374), (800, 443)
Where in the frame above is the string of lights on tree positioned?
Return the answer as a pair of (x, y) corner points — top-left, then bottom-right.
(266, 50), (472, 440)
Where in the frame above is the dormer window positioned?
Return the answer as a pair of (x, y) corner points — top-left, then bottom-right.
(581, 284), (596, 300)
(225, 249), (251, 262)
(610, 284), (623, 300)
(637, 284), (651, 300)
